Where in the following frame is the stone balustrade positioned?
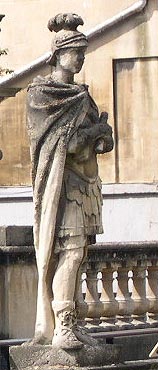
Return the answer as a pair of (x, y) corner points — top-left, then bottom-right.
(77, 242), (158, 332)
(0, 232), (158, 338)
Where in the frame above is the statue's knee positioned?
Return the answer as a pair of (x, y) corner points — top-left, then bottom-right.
(60, 235), (86, 265)
(65, 248), (84, 266)
(74, 248), (84, 264)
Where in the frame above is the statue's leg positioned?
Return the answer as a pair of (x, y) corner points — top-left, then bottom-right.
(53, 246), (84, 302)
(34, 250), (58, 344)
(52, 235), (86, 348)
(46, 250), (59, 301)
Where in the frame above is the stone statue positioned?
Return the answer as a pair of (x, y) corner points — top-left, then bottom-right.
(26, 13), (113, 349)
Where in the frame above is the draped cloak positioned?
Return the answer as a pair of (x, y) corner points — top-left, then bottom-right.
(27, 76), (101, 338)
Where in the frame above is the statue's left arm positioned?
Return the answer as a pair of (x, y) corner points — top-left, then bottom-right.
(67, 111), (114, 155)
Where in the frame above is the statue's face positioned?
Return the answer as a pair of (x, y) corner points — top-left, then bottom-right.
(57, 47), (86, 74)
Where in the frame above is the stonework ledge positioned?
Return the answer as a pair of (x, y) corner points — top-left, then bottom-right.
(9, 343), (122, 370)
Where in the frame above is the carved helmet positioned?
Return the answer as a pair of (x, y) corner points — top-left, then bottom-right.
(47, 13), (88, 65)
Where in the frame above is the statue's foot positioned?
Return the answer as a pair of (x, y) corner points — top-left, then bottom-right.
(52, 328), (83, 350)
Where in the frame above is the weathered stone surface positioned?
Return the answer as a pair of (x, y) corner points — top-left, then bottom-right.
(9, 343), (122, 370)
(26, 12), (114, 348)
(0, 226), (33, 246)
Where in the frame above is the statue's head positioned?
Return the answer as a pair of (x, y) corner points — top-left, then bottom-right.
(47, 13), (88, 71)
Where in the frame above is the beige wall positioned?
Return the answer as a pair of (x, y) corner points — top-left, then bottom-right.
(115, 57), (158, 183)
(0, 262), (37, 338)
(0, 90), (31, 185)
(0, 0), (158, 185)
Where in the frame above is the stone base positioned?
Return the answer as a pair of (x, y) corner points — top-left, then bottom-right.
(9, 343), (122, 370)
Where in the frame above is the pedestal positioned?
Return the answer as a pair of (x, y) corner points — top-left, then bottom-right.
(9, 343), (122, 370)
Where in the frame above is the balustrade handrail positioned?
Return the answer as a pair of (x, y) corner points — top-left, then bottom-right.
(86, 241), (158, 266)
(0, 240), (158, 251)
(90, 241), (158, 249)
(1, 241), (158, 265)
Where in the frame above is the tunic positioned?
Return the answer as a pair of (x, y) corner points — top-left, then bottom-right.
(27, 76), (105, 261)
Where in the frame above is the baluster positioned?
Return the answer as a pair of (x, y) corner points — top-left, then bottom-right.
(100, 265), (118, 330)
(146, 263), (158, 326)
(132, 264), (149, 327)
(84, 264), (102, 329)
(116, 265), (133, 329)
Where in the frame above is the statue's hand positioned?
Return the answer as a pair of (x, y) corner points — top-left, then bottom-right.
(68, 118), (113, 154)
(83, 123), (112, 141)
(95, 135), (114, 154)
(94, 112), (113, 153)
(97, 122), (112, 137)
(99, 111), (108, 124)
(99, 112), (113, 136)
